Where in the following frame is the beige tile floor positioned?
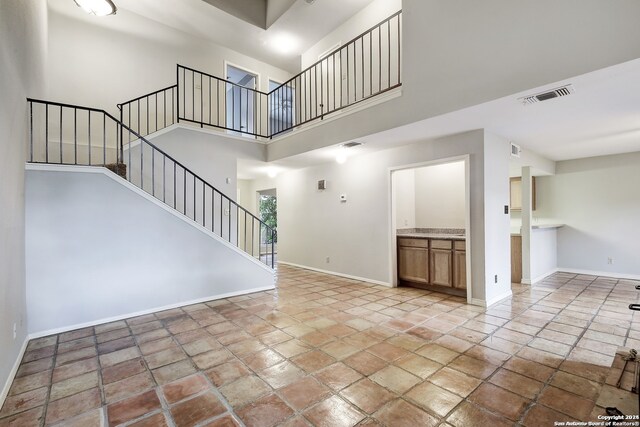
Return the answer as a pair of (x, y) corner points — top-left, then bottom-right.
(1, 265), (639, 427)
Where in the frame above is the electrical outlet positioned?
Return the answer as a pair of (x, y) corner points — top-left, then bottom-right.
(13, 323), (17, 340)
(608, 257), (614, 265)
(325, 256), (330, 263)
(494, 275), (498, 284)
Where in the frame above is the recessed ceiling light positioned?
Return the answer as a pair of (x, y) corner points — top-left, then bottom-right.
(267, 168), (278, 178)
(270, 33), (299, 55)
(74, 0), (117, 16)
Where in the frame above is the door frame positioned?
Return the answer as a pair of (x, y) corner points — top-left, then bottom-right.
(224, 61), (261, 137)
(388, 155), (472, 304)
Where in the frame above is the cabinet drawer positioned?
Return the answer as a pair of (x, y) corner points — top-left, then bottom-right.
(454, 241), (466, 251)
(431, 240), (452, 250)
(397, 238), (429, 248)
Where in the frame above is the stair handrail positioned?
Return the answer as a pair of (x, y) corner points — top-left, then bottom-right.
(27, 97), (277, 268)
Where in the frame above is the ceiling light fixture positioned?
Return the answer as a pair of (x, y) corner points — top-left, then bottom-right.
(74, 0), (117, 16)
(270, 33), (299, 55)
(267, 168), (278, 178)
(335, 141), (362, 164)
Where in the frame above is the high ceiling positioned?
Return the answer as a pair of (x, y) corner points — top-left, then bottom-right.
(95, 0), (375, 72)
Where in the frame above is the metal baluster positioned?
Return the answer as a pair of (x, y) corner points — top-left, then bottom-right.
(151, 146), (155, 197)
(74, 108), (77, 165)
(183, 168), (187, 215)
(59, 106), (63, 164)
(103, 113), (106, 166)
(88, 111), (91, 165)
(45, 104), (49, 163)
(388, 20), (391, 90)
(29, 102), (33, 162)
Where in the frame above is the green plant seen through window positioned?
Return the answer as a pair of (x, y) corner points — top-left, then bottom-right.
(259, 195), (277, 243)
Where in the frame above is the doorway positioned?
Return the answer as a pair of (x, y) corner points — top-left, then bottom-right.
(269, 79), (295, 135)
(258, 188), (277, 266)
(390, 158), (471, 302)
(226, 64), (257, 136)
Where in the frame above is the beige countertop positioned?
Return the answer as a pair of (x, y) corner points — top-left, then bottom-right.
(397, 233), (466, 241)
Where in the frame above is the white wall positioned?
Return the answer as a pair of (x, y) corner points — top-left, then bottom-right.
(0, 0), (47, 404)
(535, 152), (640, 277)
(301, 0), (402, 68)
(46, 7), (292, 116)
(25, 166), (274, 335)
(530, 228), (558, 282)
(392, 169), (415, 229)
(414, 162), (465, 229)
(275, 130), (511, 304)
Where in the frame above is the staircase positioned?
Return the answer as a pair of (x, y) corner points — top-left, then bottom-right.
(27, 98), (276, 268)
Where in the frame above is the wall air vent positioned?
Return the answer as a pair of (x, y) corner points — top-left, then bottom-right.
(510, 142), (521, 158)
(519, 84), (574, 105)
(342, 141), (362, 148)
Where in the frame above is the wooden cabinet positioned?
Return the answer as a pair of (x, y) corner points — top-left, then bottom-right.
(398, 237), (466, 294)
(510, 177), (536, 211)
(511, 235), (522, 283)
(453, 242), (466, 289)
(430, 240), (453, 286)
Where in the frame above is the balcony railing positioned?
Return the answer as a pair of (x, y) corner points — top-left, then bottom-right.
(118, 10), (402, 140)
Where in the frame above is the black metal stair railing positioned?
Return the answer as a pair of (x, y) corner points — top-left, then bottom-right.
(117, 10), (402, 139)
(27, 98), (277, 268)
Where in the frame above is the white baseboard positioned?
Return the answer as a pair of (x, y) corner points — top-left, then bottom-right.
(28, 285), (275, 339)
(0, 336), (29, 410)
(472, 290), (513, 308)
(556, 268), (640, 281)
(277, 261), (391, 287)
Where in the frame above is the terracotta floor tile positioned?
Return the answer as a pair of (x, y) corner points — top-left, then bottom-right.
(366, 342), (408, 362)
(206, 359), (251, 387)
(200, 415), (242, 427)
(273, 340), (312, 358)
(136, 328), (170, 344)
(51, 408), (103, 427)
(49, 371), (99, 401)
(144, 346), (186, 369)
(468, 383), (529, 421)
(152, 360), (197, 385)
(59, 328), (94, 343)
(405, 382), (463, 417)
(343, 351), (387, 376)
(106, 390), (161, 426)
(127, 412), (169, 427)
(182, 337), (221, 356)
(236, 394), (294, 427)
(550, 370), (601, 400)
(99, 347), (141, 368)
(415, 344), (459, 365)
(446, 401), (512, 427)
(0, 407), (43, 427)
(243, 349), (285, 371)
(314, 363), (363, 391)
(22, 345), (55, 363)
(259, 361), (306, 389)
(96, 327), (131, 344)
(321, 340), (360, 360)
(299, 331), (335, 347)
(170, 391), (227, 427)
(0, 387), (48, 419)
(139, 337), (176, 356)
(16, 358), (52, 377)
(219, 376), (272, 407)
(46, 388), (102, 425)
(373, 399), (439, 427)
(434, 335), (473, 353)
(503, 356), (555, 382)
(340, 379), (395, 414)
(55, 347), (96, 366)
(429, 367), (482, 397)
(448, 355), (498, 380)
(522, 404), (577, 427)
(394, 353), (442, 379)
(487, 368), (544, 399)
(129, 320), (163, 335)
(279, 376), (331, 411)
(192, 348), (234, 370)
(57, 336), (96, 354)
(303, 396), (365, 427)
(291, 350), (336, 373)
(369, 365), (420, 395)
(104, 372), (155, 404)
(26, 336), (57, 351)
(258, 330), (293, 346)
(538, 386), (595, 420)
(8, 370), (50, 396)
(516, 346), (563, 368)
(162, 373), (210, 404)
(95, 321), (127, 335)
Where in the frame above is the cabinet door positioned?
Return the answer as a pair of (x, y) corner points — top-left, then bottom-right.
(398, 246), (429, 284)
(453, 250), (466, 289)
(510, 177), (536, 211)
(430, 249), (452, 287)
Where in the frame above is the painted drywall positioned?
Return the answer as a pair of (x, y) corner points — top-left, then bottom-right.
(301, 0), (402, 68)
(414, 162), (465, 229)
(392, 169), (415, 229)
(482, 132), (512, 304)
(46, 7), (292, 117)
(530, 228), (558, 283)
(0, 0), (47, 404)
(25, 166), (274, 335)
(535, 152), (640, 277)
(275, 130), (511, 303)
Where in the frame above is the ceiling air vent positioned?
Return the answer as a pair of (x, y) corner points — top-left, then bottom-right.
(519, 84), (574, 105)
(510, 142), (521, 158)
(342, 141), (362, 148)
